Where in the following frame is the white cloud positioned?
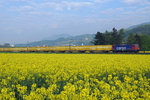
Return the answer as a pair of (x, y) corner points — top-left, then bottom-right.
(1, 0), (111, 12)
(7, 1), (94, 13)
(123, 0), (150, 5)
(40, 2), (64, 11)
(10, 5), (35, 12)
(123, 0), (140, 4)
(63, 1), (93, 10)
(40, 1), (93, 11)
(0, 0), (30, 3)
(93, 0), (111, 3)
(0, 0), (36, 6)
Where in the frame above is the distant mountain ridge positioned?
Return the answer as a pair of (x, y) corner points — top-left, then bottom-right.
(43, 33), (72, 40)
(127, 22), (150, 29)
(15, 34), (95, 47)
(15, 21), (150, 47)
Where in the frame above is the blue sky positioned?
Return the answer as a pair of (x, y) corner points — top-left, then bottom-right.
(0, 0), (150, 44)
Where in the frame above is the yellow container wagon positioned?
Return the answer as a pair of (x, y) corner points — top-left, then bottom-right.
(70, 45), (112, 51)
(0, 45), (113, 52)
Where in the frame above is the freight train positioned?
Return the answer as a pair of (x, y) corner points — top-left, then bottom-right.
(0, 44), (140, 53)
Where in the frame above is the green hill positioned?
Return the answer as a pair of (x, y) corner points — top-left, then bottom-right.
(15, 34), (95, 47)
(125, 24), (150, 36)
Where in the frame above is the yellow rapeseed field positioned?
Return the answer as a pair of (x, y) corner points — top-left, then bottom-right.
(0, 53), (150, 100)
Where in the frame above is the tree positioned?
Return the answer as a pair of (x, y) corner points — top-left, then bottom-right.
(126, 33), (150, 50)
(92, 28), (126, 45)
(111, 28), (118, 44)
(104, 30), (112, 44)
(118, 29), (125, 44)
(127, 33), (136, 44)
(93, 32), (105, 45)
(140, 34), (150, 51)
(135, 34), (141, 46)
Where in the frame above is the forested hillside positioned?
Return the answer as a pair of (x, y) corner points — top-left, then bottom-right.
(93, 24), (150, 50)
(125, 24), (150, 36)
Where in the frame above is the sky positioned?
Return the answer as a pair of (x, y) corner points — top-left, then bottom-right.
(0, 0), (150, 44)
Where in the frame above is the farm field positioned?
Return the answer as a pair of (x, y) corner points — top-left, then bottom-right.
(0, 53), (150, 100)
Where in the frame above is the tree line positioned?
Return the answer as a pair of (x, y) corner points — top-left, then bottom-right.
(92, 28), (150, 50)
(0, 43), (12, 48)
